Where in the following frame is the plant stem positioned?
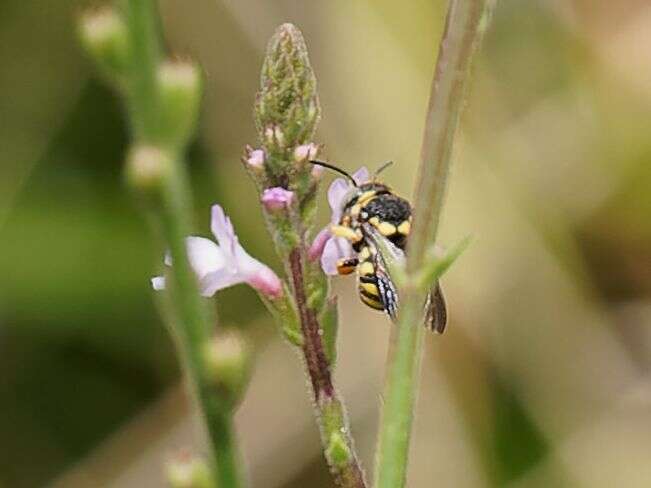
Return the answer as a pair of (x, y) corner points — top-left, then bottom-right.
(120, 0), (161, 142)
(374, 2), (494, 487)
(119, 1), (244, 486)
(287, 248), (367, 488)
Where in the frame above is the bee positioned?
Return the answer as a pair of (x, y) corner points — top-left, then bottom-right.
(311, 161), (447, 333)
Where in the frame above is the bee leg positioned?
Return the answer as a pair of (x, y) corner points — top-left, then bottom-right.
(336, 257), (359, 275)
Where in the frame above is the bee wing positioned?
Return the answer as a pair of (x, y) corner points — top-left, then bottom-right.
(362, 223), (403, 322)
(425, 283), (448, 334)
(373, 254), (400, 321)
(363, 222), (448, 332)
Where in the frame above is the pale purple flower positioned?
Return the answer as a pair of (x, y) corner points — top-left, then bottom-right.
(246, 148), (265, 169)
(307, 227), (331, 261)
(309, 167), (369, 275)
(152, 204), (283, 299)
(261, 187), (294, 211)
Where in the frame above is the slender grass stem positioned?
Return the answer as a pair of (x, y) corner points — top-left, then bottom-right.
(374, 2), (494, 487)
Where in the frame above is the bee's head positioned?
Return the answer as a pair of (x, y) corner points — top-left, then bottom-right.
(337, 181), (392, 214)
(310, 161), (393, 221)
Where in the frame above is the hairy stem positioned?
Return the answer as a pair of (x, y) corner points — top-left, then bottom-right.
(287, 249), (367, 488)
(374, 2), (494, 487)
(288, 249), (333, 396)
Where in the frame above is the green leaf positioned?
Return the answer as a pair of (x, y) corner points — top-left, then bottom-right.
(416, 235), (472, 290)
(320, 297), (339, 365)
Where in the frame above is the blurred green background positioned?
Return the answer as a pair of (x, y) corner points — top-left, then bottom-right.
(1, 1), (650, 487)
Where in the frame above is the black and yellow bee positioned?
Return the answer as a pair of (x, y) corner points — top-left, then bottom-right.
(311, 161), (447, 333)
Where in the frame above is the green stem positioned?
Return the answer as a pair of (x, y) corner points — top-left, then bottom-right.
(374, 2), (494, 487)
(119, 1), (245, 486)
(120, 0), (162, 142)
(204, 402), (243, 488)
(161, 167), (244, 487)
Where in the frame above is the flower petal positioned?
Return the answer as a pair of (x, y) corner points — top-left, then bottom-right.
(151, 276), (166, 290)
(199, 268), (245, 297)
(327, 177), (350, 216)
(185, 236), (226, 280)
(210, 204), (238, 260)
(308, 227), (331, 261)
(210, 203), (278, 289)
(321, 236), (355, 275)
(352, 166), (370, 185)
(246, 265), (283, 299)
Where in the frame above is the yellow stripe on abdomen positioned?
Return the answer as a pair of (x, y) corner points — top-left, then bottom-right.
(359, 291), (384, 310)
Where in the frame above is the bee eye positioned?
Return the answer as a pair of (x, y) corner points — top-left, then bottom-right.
(361, 211), (369, 219)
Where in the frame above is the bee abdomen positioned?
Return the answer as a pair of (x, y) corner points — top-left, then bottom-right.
(356, 255), (385, 310)
(358, 280), (384, 310)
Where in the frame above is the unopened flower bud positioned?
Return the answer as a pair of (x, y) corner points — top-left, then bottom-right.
(158, 59), (202, 147)
(294, 142), (319, 163)
(203, 330), (251, 406)
(307, 101), (319, 125)
(246, 148), (265, 169)
(166, 450), (214, 488)
(311, 163), (324, 179)
(254, 24), (321, 147)
(125, 145), (171, 193)
(273, 126), (285, 148)
(261, 187), (294, 212)
(78, 8), (129, 80)
(264, 126), (275, 146)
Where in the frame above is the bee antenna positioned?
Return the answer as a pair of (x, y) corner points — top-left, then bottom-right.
(374, 161), (394, 179)
(309, 160), (358, 186)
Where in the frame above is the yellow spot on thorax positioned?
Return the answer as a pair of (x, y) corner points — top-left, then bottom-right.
(397, 220), (411, 235)
(377, 221), (396, 236)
